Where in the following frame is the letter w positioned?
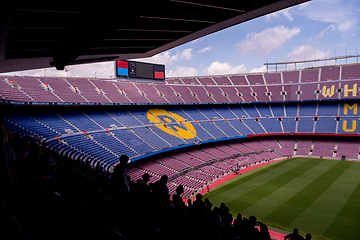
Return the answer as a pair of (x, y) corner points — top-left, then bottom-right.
(322, 85), (335, 98)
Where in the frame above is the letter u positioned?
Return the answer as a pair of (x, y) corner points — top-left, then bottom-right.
(343, 120), (357, 132)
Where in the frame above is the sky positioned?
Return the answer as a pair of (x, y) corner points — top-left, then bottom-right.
(2, 0), (360, 79)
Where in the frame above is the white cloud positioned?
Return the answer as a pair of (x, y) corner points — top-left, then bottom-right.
(283, 45), (337, 69)
(190, 38), (203, 44)
(167, 66), (198, 77)
(265, 8), (293, 22)
(250, 66), (267, 73)
(1, 62), (116, 78)
(135, 48), (195, 65)
(298, 1), (311, 10)
(197, 46), (212, 53)
(282, 9), (294, 21)
(235, 26), (301, 57)
(205, 61), (246, 75)
(284, 45), (329, 62)
(1, 68), (66, 78)
(135, 50), (180, 65)
(180, 48), (194, 60)
(312, 24), (336, 43)
(67, 62), (115, 78)
(297, 0), (358, 33)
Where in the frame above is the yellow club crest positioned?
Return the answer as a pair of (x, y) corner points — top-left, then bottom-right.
(147, 109), (196, 139)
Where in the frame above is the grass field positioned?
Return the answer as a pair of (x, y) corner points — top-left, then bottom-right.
(204, 158), (360, 240)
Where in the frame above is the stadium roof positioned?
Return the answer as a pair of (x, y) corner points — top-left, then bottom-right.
(0, 1), (309, 73)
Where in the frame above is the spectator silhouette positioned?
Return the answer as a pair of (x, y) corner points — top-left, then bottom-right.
(233, 213), (242, 226)
(172, 184), (185, 212)
(258, 222), (271, 240)
(249, 215), (261, 239)
(186, 198), (192, 214)
(203, 216), (222, 240)
(152, 174), (169, 212)
(137, 172), (151, 196)
(172, 184), (187, 229)
(222, 206), (233, 228)
(233, 213), (242, 237)
(112, 155), (130, 193)
(204, 198), (212, 212)
(219, 202), (226, 213)
(239, 217), (251, 239)
(305, 233), (311, 240)
(212, 207), (221, 223)
(284, 228), (305, 240)
(191, 193), (206, 222)
(0, 115), (19, 193)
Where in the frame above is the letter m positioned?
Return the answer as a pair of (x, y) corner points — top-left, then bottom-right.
(322, 85), (335, 98)
(344, 103), (358, 115)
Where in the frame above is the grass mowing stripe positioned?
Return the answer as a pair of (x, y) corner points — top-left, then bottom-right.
(227, 159), (325, 219)
(262, 160), (351, 230)
(205, 158), (310, 205)
(206, 158), (360, 240)
(204, 159), (293, 201)
(322, 162), (360, 240)
(240, 158), (336, 220)
(289, 161), (360, 237)
(225, 158), (325, 216)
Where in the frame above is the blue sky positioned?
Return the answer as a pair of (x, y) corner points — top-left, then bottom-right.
(3, 0), (360, 78)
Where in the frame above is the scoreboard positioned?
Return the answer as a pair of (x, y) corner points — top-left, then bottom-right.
(116, 60), (165, 80)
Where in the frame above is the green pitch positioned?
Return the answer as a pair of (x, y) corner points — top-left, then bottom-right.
(204, 158), (360, 240)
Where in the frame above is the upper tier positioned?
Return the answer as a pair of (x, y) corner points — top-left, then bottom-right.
(1, 63), (360, 105)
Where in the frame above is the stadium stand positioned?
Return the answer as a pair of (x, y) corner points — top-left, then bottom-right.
(3, 99), (360, 171)
(213, 76), (232, 85)
(42, 77), (87, 102)
(67, 78), (110, 103)
(1, 63), (360, 105)
(300, 68), (319, 82)
(2, 64), (360, 240)
(341, 64), (360, 79)
(10, 76), (61, 102)
(320, 66), (340, 81)
(5, 2), (346, 239)
(264, 72), (282, 84)
(1, 76), (34, 101)
(283, 70), (300, 83)
(154, 84), (184, 103)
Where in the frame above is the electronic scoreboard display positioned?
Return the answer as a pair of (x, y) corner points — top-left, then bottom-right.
(116, 60), (165, 80)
